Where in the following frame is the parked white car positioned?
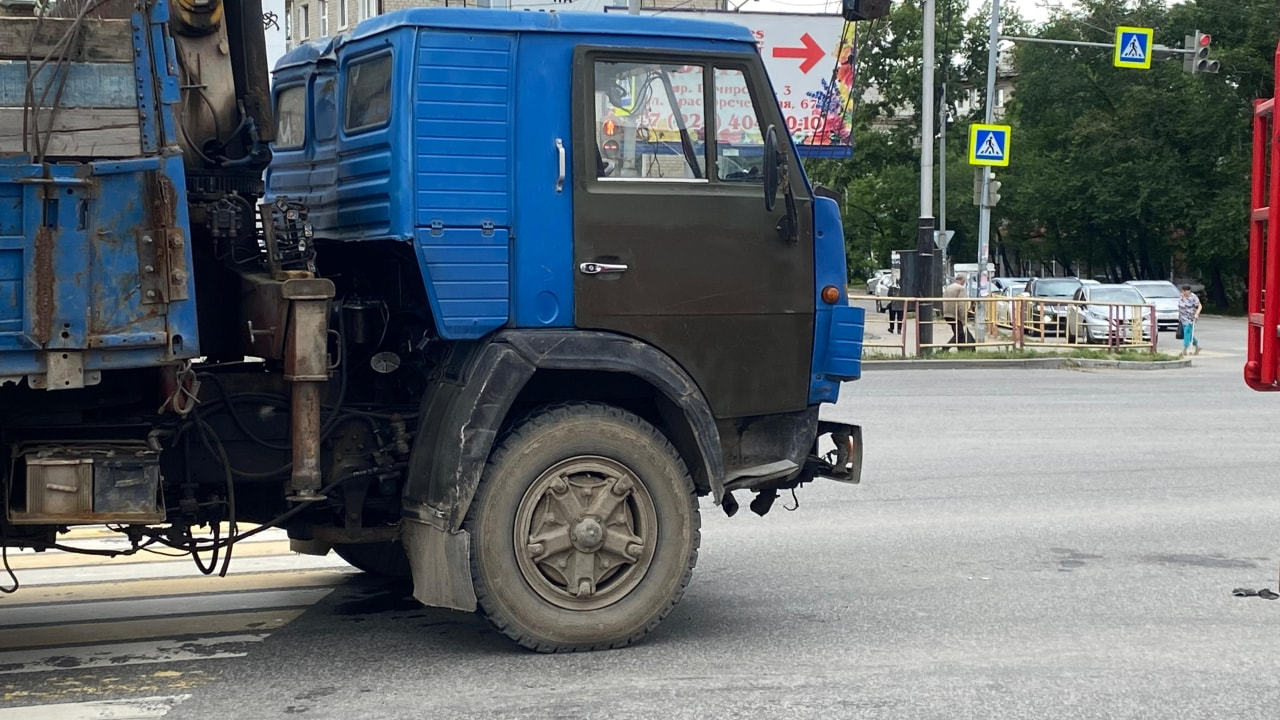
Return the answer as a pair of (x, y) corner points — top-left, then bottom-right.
(992, 282), (1027, 326)
(872, 274), (893, 311)
(865, 269), (892, 295)
(1124, 280), (1181, 332)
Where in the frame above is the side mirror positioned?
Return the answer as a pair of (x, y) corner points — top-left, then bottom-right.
(763, 124), (780, 212)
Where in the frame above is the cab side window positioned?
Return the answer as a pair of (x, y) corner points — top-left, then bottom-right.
(594, 60), (706, 180)
(713, 68), (765, 183)
(275, 85), (307, 149)
(314, 77), (338, 141)
(344, 54), (393, 133)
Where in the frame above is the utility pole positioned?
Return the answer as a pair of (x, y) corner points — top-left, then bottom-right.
(917, 0), (936, 350)
(628, 0), (639, 14)
(974, 0), (999, 343)
(938, 83), (948, 272)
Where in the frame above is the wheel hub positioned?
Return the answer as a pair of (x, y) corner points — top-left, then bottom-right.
(514, 456), (657, 610)
(570, 516), (605, 553)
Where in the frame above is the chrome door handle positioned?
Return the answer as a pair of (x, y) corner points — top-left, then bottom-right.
(555, 138), (565, 193)
(579, 262), (628, 275)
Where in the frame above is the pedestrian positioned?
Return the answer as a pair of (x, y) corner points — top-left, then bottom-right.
(1177, 284), (1201, 356)
(942, 273), (972, 347)
(887, 277), (904, 334)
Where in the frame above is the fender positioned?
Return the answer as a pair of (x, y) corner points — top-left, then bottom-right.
(400, 329), (726, 613)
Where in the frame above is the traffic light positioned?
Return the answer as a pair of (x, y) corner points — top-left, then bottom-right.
(974, 171), (1003, 207)
(841, 0), (889, 22)
(1184, 31), (1220, 74)
(601, 118), (620, 159)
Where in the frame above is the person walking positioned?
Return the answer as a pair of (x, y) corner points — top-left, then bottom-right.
(887, 277), (904, 334)
(1177, 284), (1201, 357)
(942, 273), (972, 347)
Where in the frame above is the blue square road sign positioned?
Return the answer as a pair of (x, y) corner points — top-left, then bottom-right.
(969, 124), (1010, 167)
(1114, 26), (1153, 69)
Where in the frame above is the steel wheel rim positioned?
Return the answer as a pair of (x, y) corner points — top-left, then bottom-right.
(513, 455), (658, 611)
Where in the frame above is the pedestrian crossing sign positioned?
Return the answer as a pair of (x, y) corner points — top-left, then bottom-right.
(968, 124), (1010, 167)
(1114, 26), (1153, 69)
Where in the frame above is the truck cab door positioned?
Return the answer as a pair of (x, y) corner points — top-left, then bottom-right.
(570, 49), (813, 419)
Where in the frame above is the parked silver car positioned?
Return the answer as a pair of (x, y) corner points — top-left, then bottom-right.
(1124, 280), (1181, 331)
(1066, 284), (1153, 344)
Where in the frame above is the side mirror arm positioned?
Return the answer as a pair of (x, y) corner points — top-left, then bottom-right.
(776, 161), (799, 245)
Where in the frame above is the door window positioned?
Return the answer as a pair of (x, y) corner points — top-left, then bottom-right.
(712, 68), (765, 183)
(594, 60), (706, 181)
(275, 85), (307, 149)
(314, 77), (337, 141)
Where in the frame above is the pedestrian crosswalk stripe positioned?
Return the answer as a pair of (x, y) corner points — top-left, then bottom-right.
(5, 537), (301, 571)
(0, 694), (190, 719)
(2, 587), (334, 629)
(10, 567), (354, 606)
(12, 552), (350, 588)
(0, 608), (307, 652)
(0, 636), (266, 676)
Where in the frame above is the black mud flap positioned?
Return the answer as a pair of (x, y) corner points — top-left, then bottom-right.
(809, 421), (863, 484)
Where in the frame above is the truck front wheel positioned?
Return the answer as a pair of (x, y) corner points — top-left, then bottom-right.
(465, 402), (701, 652)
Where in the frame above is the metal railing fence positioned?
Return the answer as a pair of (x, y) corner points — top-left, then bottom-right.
(851, 294), (1159, 357)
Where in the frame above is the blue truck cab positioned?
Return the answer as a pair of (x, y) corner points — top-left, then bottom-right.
(267, 8), (863, 414)
(0, 5), (866, 654)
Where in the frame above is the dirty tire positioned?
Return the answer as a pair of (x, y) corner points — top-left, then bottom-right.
(465, 402), (700, 652)
(332, 541), (412, 578)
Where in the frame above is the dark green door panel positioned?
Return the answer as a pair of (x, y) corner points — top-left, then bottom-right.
(571, 48), (814, 419)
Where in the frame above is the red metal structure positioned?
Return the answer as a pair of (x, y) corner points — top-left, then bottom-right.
(1245, 41), (1280, 390)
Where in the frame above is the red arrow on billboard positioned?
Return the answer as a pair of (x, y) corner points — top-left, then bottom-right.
(772, 33), (825, 74)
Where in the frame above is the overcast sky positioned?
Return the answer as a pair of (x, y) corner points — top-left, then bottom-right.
(742, 0), (1065, 24)
(264, 0), (288, 69)
(257, 0), (1070, 71)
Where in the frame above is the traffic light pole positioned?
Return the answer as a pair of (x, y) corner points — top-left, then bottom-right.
(916, 0), (936, 352)
(1000, 35), (1204, 63)
(975, 0), (1000, 343)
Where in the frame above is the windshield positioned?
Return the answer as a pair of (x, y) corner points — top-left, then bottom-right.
(1035, 280), (1080, 298)
(1132, 283), (1179, 298)
(1090, 287), (1146, 304)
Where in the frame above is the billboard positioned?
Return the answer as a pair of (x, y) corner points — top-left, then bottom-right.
(601, 9), (857, 158)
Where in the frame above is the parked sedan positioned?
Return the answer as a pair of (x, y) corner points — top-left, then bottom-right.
(1065, 284), (1153, 344)
(993, 282), (1027, 326)
(991, 276), (1029, 294)
(1023, 277), (1083, 336)
(1124, 280), (1181, 331)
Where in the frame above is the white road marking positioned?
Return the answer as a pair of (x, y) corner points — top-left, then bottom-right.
(0, 694), (191, 719)
(0, 634), (267, 675)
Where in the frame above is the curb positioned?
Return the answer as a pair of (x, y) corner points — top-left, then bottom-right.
(861, 357), (1192, 371)
(1068, 358), (1193, 371)
(862, 357), (1068, 371)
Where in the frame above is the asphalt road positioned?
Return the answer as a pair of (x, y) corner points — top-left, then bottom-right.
(6, 315), (1279, 719)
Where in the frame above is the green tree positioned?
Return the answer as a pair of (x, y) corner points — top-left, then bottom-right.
(806, 0), (1026, 281)
(809, 0), (1278, 307)
(1001, 0), (1277, 307)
